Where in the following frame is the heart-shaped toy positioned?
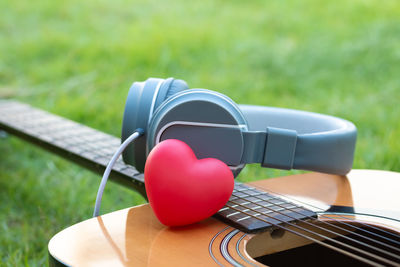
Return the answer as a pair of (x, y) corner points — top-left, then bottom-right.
(144, 139), (234, 226)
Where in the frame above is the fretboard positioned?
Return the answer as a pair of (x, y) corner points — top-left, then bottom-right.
(0, 100), (317, 233)
(0, 100), (145, 195)
(215, 183), (317, 233)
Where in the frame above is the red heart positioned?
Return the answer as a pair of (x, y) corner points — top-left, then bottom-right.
(144, 139), (234, 226)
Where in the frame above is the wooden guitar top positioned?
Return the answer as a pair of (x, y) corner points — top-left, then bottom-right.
(48, 169), (400, 266)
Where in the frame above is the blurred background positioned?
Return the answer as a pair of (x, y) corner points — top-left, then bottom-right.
(1, 0), (399, 264)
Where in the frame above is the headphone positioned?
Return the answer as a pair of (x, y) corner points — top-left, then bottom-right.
(121, 77), (357, 177)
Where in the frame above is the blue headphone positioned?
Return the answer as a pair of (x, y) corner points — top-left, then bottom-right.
(121, 77), (357, 177)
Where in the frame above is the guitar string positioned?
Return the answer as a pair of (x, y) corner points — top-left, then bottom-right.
(227, 201), (399, 267)
(256, 184), (400, 242)
(232, 197), (400, 260)
(243, 192), (400, 254)
(274, 188), (400, 244)
(244, 182), (400, 240)
(246, 183), (400, 245)
(318, 213), (400, 245)
(226, 205), (384, 267)
(231, 203), (396, 266)
(320, 213), (400, 251)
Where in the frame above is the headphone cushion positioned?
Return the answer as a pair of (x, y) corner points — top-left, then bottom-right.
(122, 77), (189, 172)
(153, 78), (189, 112)
(165, 79), (189, 99)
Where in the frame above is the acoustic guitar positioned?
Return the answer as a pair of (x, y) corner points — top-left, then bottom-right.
(48, 169), (400, 266)
(0, 101), (398, 266)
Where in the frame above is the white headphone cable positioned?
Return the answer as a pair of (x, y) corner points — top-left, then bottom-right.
(93, 128), (144, 217)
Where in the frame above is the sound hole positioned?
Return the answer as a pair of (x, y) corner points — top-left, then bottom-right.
(246, 222), (399, 267)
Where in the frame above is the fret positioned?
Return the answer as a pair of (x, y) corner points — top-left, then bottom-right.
(236, 216), (251, 222)
(226, 211), (240, 218)
(1, 100), (317, 234)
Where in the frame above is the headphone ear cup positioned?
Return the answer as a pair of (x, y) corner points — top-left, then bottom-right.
(121, 77), (189, 172)
(147, 89), (249, 177)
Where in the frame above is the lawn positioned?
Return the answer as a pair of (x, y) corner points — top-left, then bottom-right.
(1, 0), (400, 265)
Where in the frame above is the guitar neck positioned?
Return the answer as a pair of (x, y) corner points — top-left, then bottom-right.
(0, 100), (146, 195)
(0, 100), (317, 233)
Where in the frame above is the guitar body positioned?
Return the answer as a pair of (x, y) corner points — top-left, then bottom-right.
(48, 169), (400, 266)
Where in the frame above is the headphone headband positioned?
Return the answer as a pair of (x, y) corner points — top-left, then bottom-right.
(239, 105), (357, 175)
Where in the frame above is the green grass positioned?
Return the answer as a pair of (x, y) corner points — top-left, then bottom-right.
(1, 0), (400, 265)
